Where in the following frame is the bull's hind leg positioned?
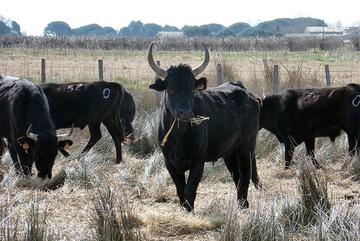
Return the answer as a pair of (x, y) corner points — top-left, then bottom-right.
(304, 139), (321, 169)
(103, 117), (124, 164)
(224, 149), (251, 209)
(82, 123), (102, 155)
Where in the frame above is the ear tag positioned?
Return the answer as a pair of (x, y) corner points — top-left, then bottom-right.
(64, 143), (71, 150)
(196, 84), (204, 90)
(22, 143), (29, 149)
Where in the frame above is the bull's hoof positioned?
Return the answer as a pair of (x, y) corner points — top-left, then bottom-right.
(181, 202), (193, 212)
(238, 199), (249, 209)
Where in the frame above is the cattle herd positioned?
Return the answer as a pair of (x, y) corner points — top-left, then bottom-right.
(1, 42), (360, 211)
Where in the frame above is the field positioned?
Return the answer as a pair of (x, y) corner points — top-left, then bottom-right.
(1, 42), (360, 240)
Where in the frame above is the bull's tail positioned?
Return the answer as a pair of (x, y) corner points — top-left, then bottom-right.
(113, 84), (126, 143)
(251, 155), (262, 189)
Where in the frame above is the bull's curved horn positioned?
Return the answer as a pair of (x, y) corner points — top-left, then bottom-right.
(191, 41), (210, 77)
(26, 124), (38, 141)
(57, 123), (74, 140)
(148, 42), (168, 78)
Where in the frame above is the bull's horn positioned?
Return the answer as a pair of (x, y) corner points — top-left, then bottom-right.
(26, 124), (38, 141)
(148, 42), (168, 78)
(191, 41), (210, 77)
(57, 123), (74, 140)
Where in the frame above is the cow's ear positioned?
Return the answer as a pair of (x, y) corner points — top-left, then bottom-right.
(17, 136), (31, 149)
(196, 77), (207, 90)
(58, 140), (73, 151)
(149, 78), (166, 91)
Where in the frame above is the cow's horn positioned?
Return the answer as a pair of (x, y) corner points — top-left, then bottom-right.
(191, 41), (210, 77)
(57, 123), (74, 140)
(148, 42), (168, 78)
(26, 124), (38, 141)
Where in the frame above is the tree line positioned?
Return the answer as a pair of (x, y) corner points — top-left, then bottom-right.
(1, 17), (327, 38)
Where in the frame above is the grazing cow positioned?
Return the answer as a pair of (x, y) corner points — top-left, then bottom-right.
(40, 80), (135, 163)
(0, 73), (73, 178)
(148, 42), (261, 211)
(259, 84), (360, 169)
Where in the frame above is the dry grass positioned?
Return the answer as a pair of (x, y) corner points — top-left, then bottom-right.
(1, 46), (360, 240)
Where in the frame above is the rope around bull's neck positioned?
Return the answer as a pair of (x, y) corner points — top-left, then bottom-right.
(160, 116), (210, 146)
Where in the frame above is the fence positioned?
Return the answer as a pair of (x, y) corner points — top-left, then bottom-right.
(39, 58), (336, 92)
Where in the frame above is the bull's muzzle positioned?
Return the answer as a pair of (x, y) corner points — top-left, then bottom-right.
(179, 109), (194, 121)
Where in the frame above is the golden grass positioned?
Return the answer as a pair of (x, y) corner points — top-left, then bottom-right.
(1, 46), (360, 240)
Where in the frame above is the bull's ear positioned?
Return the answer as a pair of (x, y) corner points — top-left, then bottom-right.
(17, 136), (30, 149)
(149, 78), (166, 91)
(196, 77), (207, 90)
(58, 140), (73, 151)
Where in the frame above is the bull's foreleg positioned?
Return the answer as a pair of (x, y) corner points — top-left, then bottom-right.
(304, 139), (321, 169)
(82, 124), (102, 155)
(184, 161), (204, 211)
(164, 160), (187, 209)
(10, 143), (32, 176)
(103, 119), (123, 163)
(348, 135), (360, 157)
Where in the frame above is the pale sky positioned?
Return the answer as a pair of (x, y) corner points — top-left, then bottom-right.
(1, 0), (360, 36)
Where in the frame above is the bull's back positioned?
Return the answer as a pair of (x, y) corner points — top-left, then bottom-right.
(196, 85), (260, 160)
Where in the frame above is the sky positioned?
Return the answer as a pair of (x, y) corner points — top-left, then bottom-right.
(1, 0), (360, 36)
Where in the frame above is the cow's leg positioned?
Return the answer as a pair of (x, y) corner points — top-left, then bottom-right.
(347, 134), (360, 157)
(9, 143), (32, 176)
(82, 123), (102, 154)
(224, 149), (251, 209)
(284, 140), (295, 169)
(164, 160), (187, 209)
(304, 139), (321, 168)
(184, 161), (204, 211)
(103, 118), (123, 164)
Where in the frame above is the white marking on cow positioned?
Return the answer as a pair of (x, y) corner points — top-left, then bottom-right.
(66, 85), (74, 92)
(103, 88), (110, 98)
(352, 95), (360, 107)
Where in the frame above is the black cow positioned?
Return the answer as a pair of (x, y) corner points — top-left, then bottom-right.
(40, 80), (135, 163)
(259, 84), (360, 169)
(148, 42), (261, 211)
(0, 73), (73, 178)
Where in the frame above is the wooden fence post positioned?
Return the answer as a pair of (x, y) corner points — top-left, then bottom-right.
(41, 58), (46, 83)
(325, 65), (331, 86)
(156, 60), (162, 105)
(273, 65), (278, 93)
(98, 59), (103, 80)
(217, 63), (222, 86)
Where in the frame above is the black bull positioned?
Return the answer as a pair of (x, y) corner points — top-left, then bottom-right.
(0, 74), (72, 178)
(41, 80), (135, 164)
(259, 83), (360, 168)
(148, 42), (261, 211)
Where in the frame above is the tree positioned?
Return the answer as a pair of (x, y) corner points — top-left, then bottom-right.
(162, 25), (180, 32)
(217, 29), (235, 37)
(239, 27), (273, 37)
(227, 22), (251, 35)
(140, 23), (162, 37)
(118, 27), (132, 37)
(72, 24), (102, 36)
(183, 26), (211, 37)
(44, 21), (72, 36)
(201, 23), (225, 34)
(11, 21), (21, 35)
(0, 22), (11, 35)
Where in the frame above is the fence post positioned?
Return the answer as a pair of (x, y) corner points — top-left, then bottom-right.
(273, 65), (278, 93)
(156, 60), (162, 105)
(41, 58), (46, 83)
(98, 59), (103, 80)
(217, 63), (222, 86)
(325, 65), (331, 86)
